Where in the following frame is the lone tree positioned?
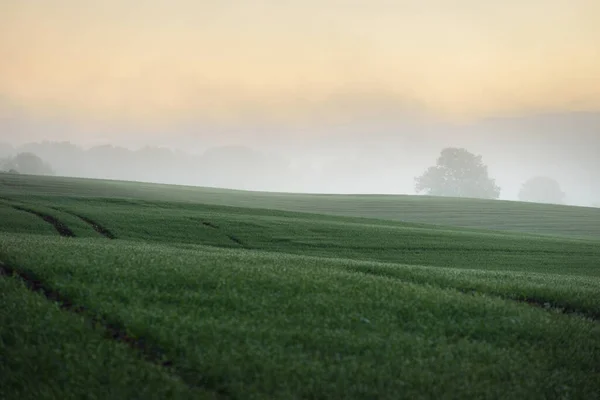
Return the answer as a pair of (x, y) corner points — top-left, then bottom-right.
(519, 176), (565, 204)
(415, 148), (500, 199)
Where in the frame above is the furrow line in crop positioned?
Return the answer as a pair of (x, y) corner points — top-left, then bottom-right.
(201, 221), (219, 229)
(193, 218), (244, 246)
(0, 261), (231, 399)
(348, 267), (600, 322)
(12, 205), (75, 237)
(226, 234), (244, 246)
(52, 208), (116, 239)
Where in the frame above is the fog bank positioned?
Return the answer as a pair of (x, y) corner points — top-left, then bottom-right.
(1, 112), (598, 207)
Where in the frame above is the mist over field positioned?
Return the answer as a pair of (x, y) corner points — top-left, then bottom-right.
(1, 111), (599, 206)
(1, 1), (599, 206)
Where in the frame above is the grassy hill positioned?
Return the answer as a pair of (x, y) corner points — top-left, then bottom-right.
(1, 172), (599, 399)
(2, 173), (600, 239)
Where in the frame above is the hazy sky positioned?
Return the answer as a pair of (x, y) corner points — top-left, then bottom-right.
(2, 0), (599, 128)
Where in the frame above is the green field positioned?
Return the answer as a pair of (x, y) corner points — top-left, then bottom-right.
(1, 172), (599, 399)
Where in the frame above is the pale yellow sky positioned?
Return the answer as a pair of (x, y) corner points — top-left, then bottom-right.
(1, 0), (599, 125)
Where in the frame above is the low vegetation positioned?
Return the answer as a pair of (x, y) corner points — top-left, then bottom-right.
(1, 173), (599, 399)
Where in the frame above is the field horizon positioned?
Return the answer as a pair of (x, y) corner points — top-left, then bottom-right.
(1, 172), (599, 399)
(2, 172), (600, 239)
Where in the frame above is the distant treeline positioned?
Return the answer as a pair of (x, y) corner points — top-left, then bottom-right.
(0, 142), (291, 191)
(1, 139), (599, 206)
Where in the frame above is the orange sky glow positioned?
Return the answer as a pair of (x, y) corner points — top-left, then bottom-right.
(1, 0), (599, 126)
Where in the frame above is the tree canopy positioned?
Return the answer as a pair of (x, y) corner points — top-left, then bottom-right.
(415, 148), (500, 199)
(519, 176), (565, 204)
(1, 152), (54, 176)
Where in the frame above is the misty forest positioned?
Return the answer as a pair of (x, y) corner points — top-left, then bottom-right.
(2, 1), (600, 399)
(1, 123), (599, 207)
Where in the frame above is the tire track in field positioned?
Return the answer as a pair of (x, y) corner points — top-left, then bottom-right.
(197, 219), (246, 247)
(454, 286), (599, 321)
(346, 266), (600, 322)
(51, 208), (116, 239)
(0, 261), (230, 399)
(193, 218), (597, 320)
(202, 221), (219, 229)
(12, 205), (75, 238)
(225, 235), (244, 246)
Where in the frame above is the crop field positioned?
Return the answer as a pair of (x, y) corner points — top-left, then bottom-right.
(1, 172), (599, 399)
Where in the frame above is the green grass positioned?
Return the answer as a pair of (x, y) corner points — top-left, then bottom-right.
(2, 172), (600, 238)
(40, 199), (600, 276)
(0, 202), (59, 236)
(0, 271), (214, 399)
(1, 173), (599, 399)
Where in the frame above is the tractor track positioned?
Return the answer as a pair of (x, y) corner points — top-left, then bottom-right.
(0, 261), (231, 399)
(12, 205), (75, 238)
(51, 208), (116, 239)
